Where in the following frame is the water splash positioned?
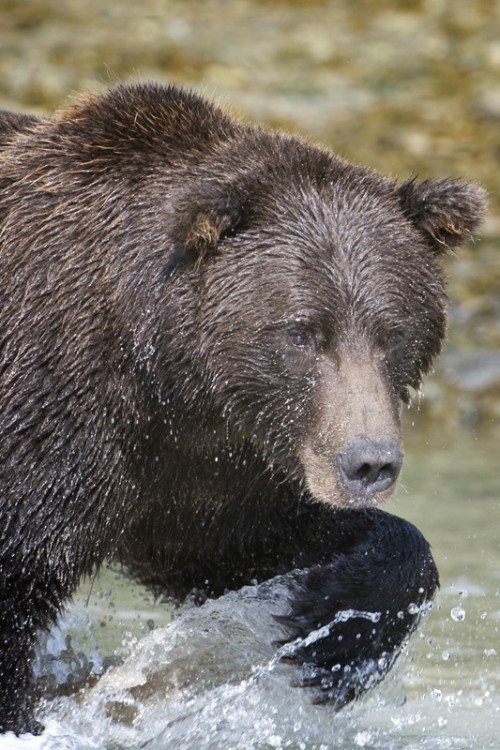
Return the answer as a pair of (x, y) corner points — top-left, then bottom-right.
(3, 568), (498, 750)
(273, 608), (381, 666)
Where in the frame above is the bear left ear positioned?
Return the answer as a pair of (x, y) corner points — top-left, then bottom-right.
(171, 181), (249, 265)
(180, 207), (240, 259)
(396, 178), (487, 253)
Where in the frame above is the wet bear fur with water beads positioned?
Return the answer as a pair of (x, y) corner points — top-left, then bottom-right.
(0, 83), (485, 734)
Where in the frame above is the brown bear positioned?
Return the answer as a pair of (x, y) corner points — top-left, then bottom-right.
(0, 83), (485, 735)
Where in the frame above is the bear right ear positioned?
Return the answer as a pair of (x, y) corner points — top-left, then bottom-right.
(171, 180), (249, 265)
(396, 178), (487, 253)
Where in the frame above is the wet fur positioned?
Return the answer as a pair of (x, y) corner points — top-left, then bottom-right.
(0, 84), (485, 733)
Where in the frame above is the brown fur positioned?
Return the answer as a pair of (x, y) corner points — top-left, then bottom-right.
(0, 83), (486, 733)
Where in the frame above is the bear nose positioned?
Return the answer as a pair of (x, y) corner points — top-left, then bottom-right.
(336, 438), (403, 502)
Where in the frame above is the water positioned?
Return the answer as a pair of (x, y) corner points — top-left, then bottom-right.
(3, 431), (499, 749)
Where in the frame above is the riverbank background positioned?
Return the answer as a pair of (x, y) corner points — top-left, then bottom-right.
(1, 0), (499, 432)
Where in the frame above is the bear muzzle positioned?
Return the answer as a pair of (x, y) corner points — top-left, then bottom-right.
(336, 437), (403, 504)
(300, 436), (403, 508)
(299, 348), (403, 507)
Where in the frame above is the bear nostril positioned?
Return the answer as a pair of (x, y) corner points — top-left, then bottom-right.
(337, 438), (403, 502)
(357, 461), (396, 483)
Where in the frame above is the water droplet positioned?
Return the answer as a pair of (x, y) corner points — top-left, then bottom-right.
(442, 650), (450, 661)
(354, 731), (374, 747)
(451, 606), (466, 622)
(378, 656), (388, 670)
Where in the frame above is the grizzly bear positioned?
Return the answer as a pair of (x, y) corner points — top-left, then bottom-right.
(0, 83), (485, 735)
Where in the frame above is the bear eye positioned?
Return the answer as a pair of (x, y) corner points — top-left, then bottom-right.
(289, 330), (308, 347)
(287, 327), (316, 349)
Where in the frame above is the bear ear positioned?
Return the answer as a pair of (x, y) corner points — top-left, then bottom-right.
(396, 178), (487, 253)
(171, 182), (249, 265)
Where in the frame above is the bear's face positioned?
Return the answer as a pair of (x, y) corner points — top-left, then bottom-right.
(169, 143), (485, 509)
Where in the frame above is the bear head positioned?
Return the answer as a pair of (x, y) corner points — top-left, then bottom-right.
(166, 133), (485, 508)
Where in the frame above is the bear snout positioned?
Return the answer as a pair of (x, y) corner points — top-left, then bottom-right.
(299, 350), (403, 507)
(300, 435), (403, 508)
(336, 437), (403, 504)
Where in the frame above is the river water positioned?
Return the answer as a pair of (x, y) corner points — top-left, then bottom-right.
(3, 430), (498, 750)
